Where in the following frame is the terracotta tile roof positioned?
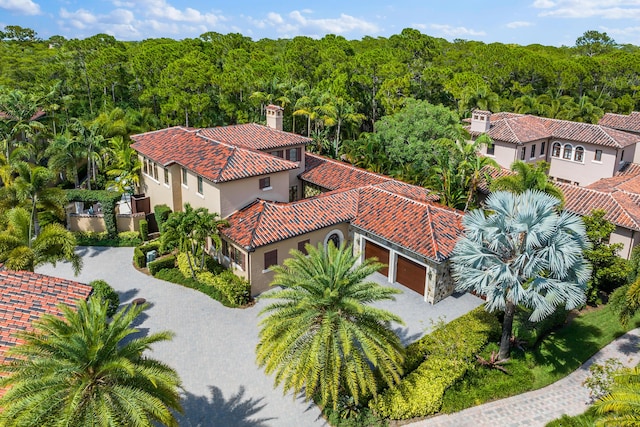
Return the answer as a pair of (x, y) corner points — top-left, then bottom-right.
(616, 162), (640, 177)
(558, 183), (640, 231)
(0, 270), (92, 364)
(199, 123), (311, 151)
(470, 113), (640, 148)
(599, 112), (640, 134)
(301, 154), (391, 190)
(0, 110), (46, 121)
(130, 127), (298, 183)
(351, 187), (464, 262)
(372, 180), (439, 203)
(222, 189), (359, 249)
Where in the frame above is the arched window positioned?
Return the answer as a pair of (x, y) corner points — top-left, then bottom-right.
(324, 230), (344, 249)
(574, 146), (584, 162)
(552, 142), (561, 157)
(562, 144), (573, 160)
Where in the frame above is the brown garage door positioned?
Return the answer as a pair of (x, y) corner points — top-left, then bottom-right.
(364, 240), (389, 277)
(396, 255), (426, 295)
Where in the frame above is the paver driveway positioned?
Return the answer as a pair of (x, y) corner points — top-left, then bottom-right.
(37, 246), (482, 427)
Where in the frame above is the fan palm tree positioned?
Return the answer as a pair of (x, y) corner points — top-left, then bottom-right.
(490, 160), (565, 205)
(256, 242), (405, 410)
(451, 190), (591, 359)
(0, 207), (82, 274)
(0, 296), (183, 427)
(594, 366), (640, 426)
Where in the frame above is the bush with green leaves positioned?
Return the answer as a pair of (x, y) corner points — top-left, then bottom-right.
(197, 270), (251, 306)
(154, 268), (227, 303)
(139, 219), (148, 241)
(148, 255), (176, 276)
(370, 307), (500, 419)
(177, 252), (204, 278)
(133, 241), (162, 268)
(89, 280), (120, 317)
(154, 204), (172, 233)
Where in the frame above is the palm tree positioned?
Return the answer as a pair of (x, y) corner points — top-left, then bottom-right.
(0, 207), (82, 274)
(451, 190), (591, 359)
(0, 89), (45, 159)
(490, 160), (565, 205)
(594, 367), (640, 426)
(256, 242), (405, 410)
(317, 95), (366, 158)
(0, 296), (183, 427)
(105, 135), (141, 194)
(192, 208), (228, 270)
(45, 131), (86, 188)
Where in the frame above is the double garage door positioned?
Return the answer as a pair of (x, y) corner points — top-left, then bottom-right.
(364, 240), (426, 296)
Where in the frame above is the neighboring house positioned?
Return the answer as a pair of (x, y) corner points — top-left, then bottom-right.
(131, 105), (464, 304)
(599, 111), (640, 135)
(0, 270), (92, 364)
(470, 110), (640, 186)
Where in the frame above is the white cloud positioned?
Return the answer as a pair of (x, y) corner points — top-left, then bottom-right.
(506, 21), (533, 28)
(429, 24), (486, 37)
(0, 0), (40, 16)
(59, 8), (98, 30)
(533, 0), (640, 19)
(139, 0), (224, 26)
(246, 9), (379, 37)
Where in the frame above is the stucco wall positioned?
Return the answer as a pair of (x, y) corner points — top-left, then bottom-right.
(548, 142), (619, 186)
(481, 140), (518, 168)
(218, 171), (290, 218)
(69, 215), (107, 233)
(611, 226), (639, 260)
(116, 213), (146, 232)
(245, 223), (350, 295)
(139, 156), (177, 211)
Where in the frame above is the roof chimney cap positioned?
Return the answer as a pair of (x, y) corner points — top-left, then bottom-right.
(266, 104), (284, 131)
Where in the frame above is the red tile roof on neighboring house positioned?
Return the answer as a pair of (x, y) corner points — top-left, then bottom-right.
(199, 123), (311, 151)
(470, 113), (640, 149)
(301, 154), (391, 190)
(599, 112), (640, 134)
(130, 127), (298, 183)
(0, 270), (92, 364)
(0, 110), (46, 121)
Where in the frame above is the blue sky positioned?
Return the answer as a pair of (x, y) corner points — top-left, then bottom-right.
(1, 0), (640, 46)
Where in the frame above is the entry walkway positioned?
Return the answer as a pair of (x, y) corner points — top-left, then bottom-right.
(408, 328), (640, 427)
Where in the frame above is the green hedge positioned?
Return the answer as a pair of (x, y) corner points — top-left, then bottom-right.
(148, 255), (176, 275)
(154, 204), (172, 233)
(370, 307), (499, 419)
(74, 231), (141, 247)
(66, 189), (122, 237)
(155, 268), (227, 303)
(139, 219), (148, 241)
(197, 270), (251, 306)
(133, 241), (162, 268)
(90, 279), (120, 318)
(177, 252), (204, 278)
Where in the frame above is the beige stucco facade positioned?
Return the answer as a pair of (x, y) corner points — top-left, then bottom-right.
(611, 226), (640, 260)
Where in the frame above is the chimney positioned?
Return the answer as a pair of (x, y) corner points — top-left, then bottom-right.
(470, 110), (492, 134)
(266, 104), (284, 131)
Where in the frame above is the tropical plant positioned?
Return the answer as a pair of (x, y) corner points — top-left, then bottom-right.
(0, 88), (45, 159)
(45, 130), (86, 188)
(0, 207), (82, 274)
(256, 242), (405, 410)
(594, 366), (640, 425)
(451, 190), (591, 359)
(0, 296), (183, 427)
(489, 160), (564, 204)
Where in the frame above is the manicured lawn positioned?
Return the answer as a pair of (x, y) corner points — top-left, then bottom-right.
(441, 304), (640, 413)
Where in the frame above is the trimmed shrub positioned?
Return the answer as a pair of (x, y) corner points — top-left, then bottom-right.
(148, 255), (176, 276)
(177, 252), (203, 278)
(197, 270), (251, 306)
(90, 280), (120, 317)
(66, 189), (122, 237)
(139, 219), (148, 241)
(154, 268), (226, 303)
(154, 204), (172, 233)
(133, 241), (162, 268)
(370, 307), (500, 419)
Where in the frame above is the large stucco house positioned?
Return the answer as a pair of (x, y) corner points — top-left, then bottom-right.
(471, 110), (640, 186)
(131, 105), (463, 303)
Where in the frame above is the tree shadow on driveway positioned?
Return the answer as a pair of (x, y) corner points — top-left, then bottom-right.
(176, 386), (275, 427)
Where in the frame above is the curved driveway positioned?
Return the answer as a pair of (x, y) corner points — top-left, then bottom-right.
(37, 246), (482, 427)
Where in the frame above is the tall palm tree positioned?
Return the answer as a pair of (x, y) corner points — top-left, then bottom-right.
(0, 207), (82, 274)
(0, 89), (45, 159)
(594, 367), (640, 426)
(451, 190), (591, 359)
(0, 296), (183, 427)
(45, 131), (86, 188)
(490, 160), (565, 205)
(192, 208), (228, 270)
(105, 135), (141, 194)
(256, 242), (405, 410)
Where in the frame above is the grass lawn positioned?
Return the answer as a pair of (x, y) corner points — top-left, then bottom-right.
(441, 304), (640, 413)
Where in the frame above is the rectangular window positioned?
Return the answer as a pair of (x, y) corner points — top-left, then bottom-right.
(222, 240), (229, 258)
(197, 176), (203, 194)
(297, 239), (310, 255)
(520, 147), (526, 161)
(621, 150), (625, 162)
(530, 144), (536, 159)
(230, 246), (245, 270)
(163, 167), (169, 184)
(595, 149), (602, 161)
(289, 185), (298, 202)
(153, 163), (158, 180)
(143, 158), (148, 175)
(486, 144), (495, 156)
(264, 249), (278, 270)
(286, 147), (302, 162)
(540, 141), (546, 156)
(259, 177), (271, 189)
(182, 168), (187, 185)
(271, 150), (283, 158)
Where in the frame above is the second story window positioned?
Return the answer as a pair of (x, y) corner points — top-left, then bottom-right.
(143, 158), (148, 175)
(153, 163), (158, 180)
(540, 141), (546, 156)
(552, 142), (561, 157)
(520, 147), (526, 161)
(530, 144), (536, 159)
(259, 177), (271, 189)
(562, 144), (573, 160)
(182, 168), (187, 186)
(594, 149), (602, 162)
(286, 147), (302, 162)
(264, 249), (278, 270)
(486, 144), (495, 156)
(197, 176), (203, 194)
(164, 167), (169, 184)
(271, 150), (283, 158)
(574, 146), (584, 162)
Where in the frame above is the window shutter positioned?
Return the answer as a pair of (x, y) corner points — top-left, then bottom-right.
(264, 250), (277, 269)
